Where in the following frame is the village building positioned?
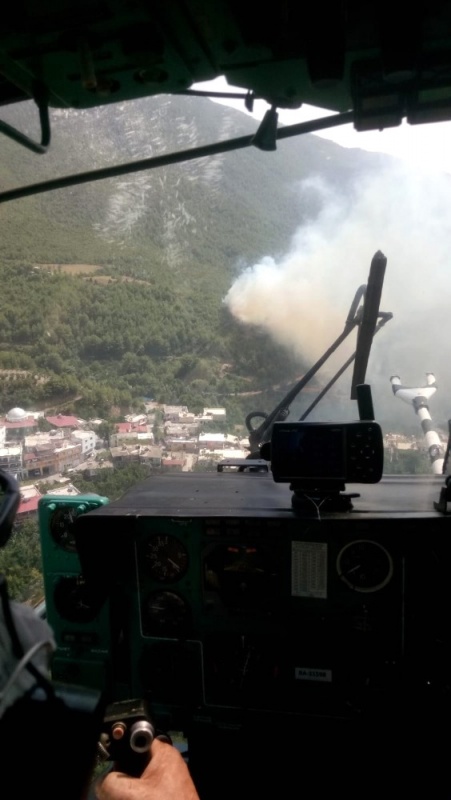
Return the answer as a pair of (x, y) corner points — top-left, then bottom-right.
(25, 430), (65, 447)
(198, 446), (248, 464)
(165, 435), (198, 452)
(198, 432), (239, 450)
(0, 407), (38, 440)
(23, 439), (83, 478)
(0, 442), (23, 477)
(71, 429), (98, 456)
(162, 456), (186, 469)
(124, 414), (148, 425)
(201, 407), (226, 421)
(110, 443), (162, 467)
(164, 422), (200, 437)
(44, 414), (80, 431)
(45, 483), (80, 496)
(16, 484), (43, 521)
(139, 445), (163, 467)
(110, 422), (154, 447)
(177, 411), (198, 424)
(163, 405), (188, 422)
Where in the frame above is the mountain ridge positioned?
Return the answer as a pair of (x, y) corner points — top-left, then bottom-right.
(0, 95), (403, 423)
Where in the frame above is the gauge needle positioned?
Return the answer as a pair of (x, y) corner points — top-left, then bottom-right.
(168, 558), (181, 570)
(346, 564), (362, 575)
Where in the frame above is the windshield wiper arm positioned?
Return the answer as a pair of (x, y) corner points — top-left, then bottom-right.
(246, 251), (391, 455)
(247, 285), (364, 454)
(300, 311), (393, 421)
(350, 250), (387, 399)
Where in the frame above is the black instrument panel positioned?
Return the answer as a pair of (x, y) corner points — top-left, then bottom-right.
(69, 473), (450, 712)
(64, 473), (451, 796)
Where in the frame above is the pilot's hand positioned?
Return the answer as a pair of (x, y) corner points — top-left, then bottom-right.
(95, 738), (200, 800)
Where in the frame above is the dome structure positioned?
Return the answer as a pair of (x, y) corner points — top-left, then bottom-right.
(6, 407), (27, 422)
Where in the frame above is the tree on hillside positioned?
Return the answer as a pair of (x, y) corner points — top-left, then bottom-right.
(0, 517), (43, 603)
(97, 420), (113, 445)
(38, 416), (53, 432)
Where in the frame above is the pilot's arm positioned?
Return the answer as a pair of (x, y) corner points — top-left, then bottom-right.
(96, 738), (200, 800)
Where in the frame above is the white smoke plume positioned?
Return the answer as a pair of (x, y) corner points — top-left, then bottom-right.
(224, 162), (451, 427)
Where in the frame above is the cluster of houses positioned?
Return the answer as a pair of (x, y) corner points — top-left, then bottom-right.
(0, 403), (250, 521)
(5, 401), (430, 523)
(0, 408), (99, 479)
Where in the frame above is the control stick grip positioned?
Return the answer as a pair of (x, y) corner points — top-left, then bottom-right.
(99, 699), (172, 777)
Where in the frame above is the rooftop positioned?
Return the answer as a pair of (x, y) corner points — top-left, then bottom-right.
(45, 414), (80, 428)
(1, 415), (37, 429)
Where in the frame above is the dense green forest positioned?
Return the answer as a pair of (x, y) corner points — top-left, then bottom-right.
(0, 518), (43, 603)
(0, 261), (307, 420)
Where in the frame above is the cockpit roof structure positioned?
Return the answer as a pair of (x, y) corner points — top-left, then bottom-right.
(2, 2), (451, 132)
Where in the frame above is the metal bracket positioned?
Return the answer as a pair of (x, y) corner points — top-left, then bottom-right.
(434, 476), (451, 514)
(0, 83), (50, 154)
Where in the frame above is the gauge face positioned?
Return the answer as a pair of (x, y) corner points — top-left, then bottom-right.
(50, 507), (79, 552)
(141, 590), (190, 637)
(336, 540), (393, 593)
(53, 575), (98, 622)
(142, 534), (189, 582)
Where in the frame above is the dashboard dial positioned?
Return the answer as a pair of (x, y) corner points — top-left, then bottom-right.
(53, 575), (98, 622)
(50, 507), (79, 552)
(141, 590), (190, 637)
(142, 534), (189, 582)
(336, 539), (393, 593)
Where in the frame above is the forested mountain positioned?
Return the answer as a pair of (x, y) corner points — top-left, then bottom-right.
(0, 95), (397, 421)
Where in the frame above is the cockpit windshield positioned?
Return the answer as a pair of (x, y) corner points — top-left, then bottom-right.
(1, 88), (451, 601)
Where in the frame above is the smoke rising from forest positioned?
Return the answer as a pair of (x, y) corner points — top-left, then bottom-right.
(224, 164), (451, 427)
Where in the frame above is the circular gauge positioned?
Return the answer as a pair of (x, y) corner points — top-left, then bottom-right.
(50, 507), (79, 552)
(53, 575), (99, 622)
(141, 590), (190, 637)
(143, 534), (189, 582)
(336, 540), (393, 593)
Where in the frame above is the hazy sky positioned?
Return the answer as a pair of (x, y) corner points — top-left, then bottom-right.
(194, 77), (451, 175)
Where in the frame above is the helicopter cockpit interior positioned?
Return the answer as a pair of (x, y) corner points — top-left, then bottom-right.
(2, 3), (451, 798)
